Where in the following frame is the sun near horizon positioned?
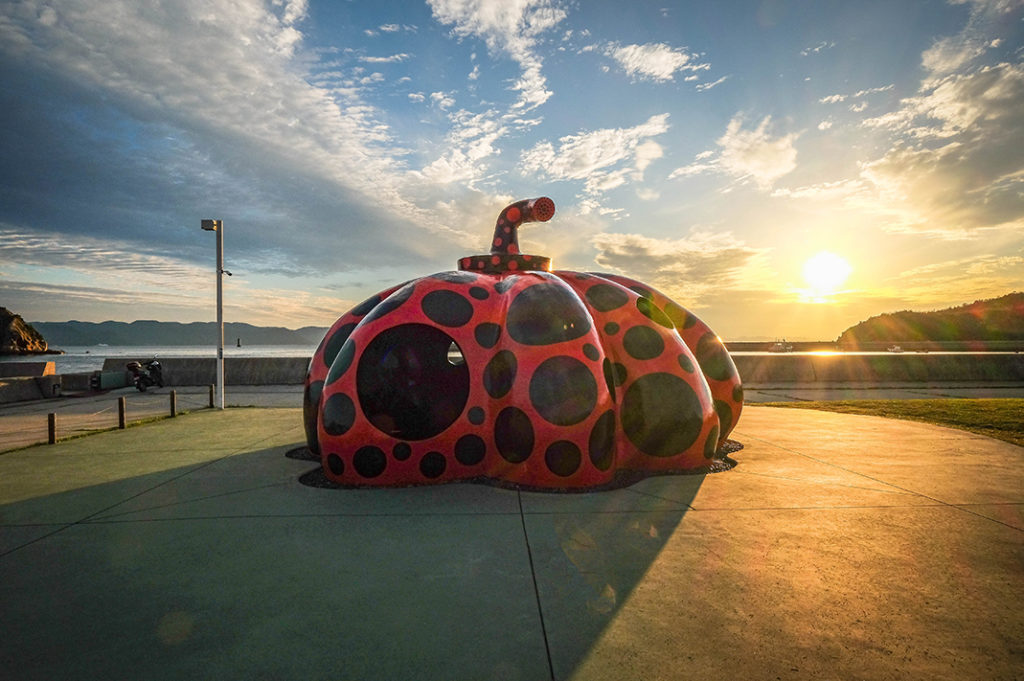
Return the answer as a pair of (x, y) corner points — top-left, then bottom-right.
(801, 251), (853, 304)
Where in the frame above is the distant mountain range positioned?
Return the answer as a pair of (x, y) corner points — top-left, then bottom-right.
(30, 320), (329, 347)
(837, 292), (1024, 344)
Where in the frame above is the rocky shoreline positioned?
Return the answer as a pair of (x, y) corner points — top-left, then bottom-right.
(1, 306), (60, 355)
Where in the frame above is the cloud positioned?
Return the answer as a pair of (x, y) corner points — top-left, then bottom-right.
(590, 230), (772, 305)
(359, 53), (410, 63)
(602, 42), (710, 82)
(413, 109), (509, 185)
(856, 61), (1024, 233)
(519, 114), (669, 203)
(820, 84), (893, 105)
(670, 116), (798, 189)
(800, 41), (836, 56)
(695, 75), (729, 91)
(0, 226), (208, 286)
(427, 0), (566, 111)
(883, 253), (1024, 306)
(0, 0), (480, 268)
(921, 0), (1021, 77)
(430, 91), (457, 109)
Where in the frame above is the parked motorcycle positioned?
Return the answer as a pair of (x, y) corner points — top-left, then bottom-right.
(127, 359), (164, 392)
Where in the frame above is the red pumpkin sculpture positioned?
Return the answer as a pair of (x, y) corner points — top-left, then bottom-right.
(304, 197), (743, 489)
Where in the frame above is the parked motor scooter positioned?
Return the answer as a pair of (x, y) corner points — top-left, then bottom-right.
(127, 359), (164, 392)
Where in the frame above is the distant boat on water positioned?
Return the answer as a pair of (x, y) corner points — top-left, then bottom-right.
(887, 345), (904, 353)
(769, 339), (794, 353)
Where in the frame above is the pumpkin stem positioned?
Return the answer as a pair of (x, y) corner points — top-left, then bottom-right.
(490, 197), (555, 255)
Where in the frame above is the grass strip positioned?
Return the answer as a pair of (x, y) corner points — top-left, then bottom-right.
(762, 398), (1024, 447)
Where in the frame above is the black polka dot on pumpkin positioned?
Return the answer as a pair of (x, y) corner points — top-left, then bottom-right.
(468, 406), (485, 425)
(630, 285), (653, 299)
(589, 410), (616, 471)
(733, 384), (744, 402)
(420, 451), (447, 478)
(393, 442), (412, 461)
(583, 343), (600, 361)
(545, 441), (581, 477)
(304, 380), (324, 415)
(507, 283), (591, 346)
(604, 321), (620, 335)
(621, 373), (703, 457)
(713, 399), (733, 438)
(351, 294), (382, 317)
(585, 283), (629, 311)
(623, 325), (664, 360)
(326, 339), (356, 384)
(431, 271), (477, 284)
(494, 278), (516, 293)
(678, 353), (695, 373)
(475, 323), (502, 349)
(323, 322), (356, 367)
(483, 350), (517, 398)
(613, 363), (628, 385)
(495, 406), (534, 463)
(695, 332), (735, 381)
(636, 297), (674, 329)
(704, 424), (721, 459)
(663, 301), (697, 330)
(529, 356), (597, 426)
(327, 453), (344, 476)
(469, 286), (489, 300)
(421, 290), (474, 328)
(322, 392), (356, 436)
(601, 359), (617, 402)
(362, 283), (415, 324)
(455, 434), (486, 465)
(303, 380), (325, 451)
(353, 445), (387, 478)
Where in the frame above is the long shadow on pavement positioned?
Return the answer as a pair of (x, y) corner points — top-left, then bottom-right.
(0, 438), (707, 681)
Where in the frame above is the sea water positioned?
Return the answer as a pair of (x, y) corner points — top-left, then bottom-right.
(2, 344), (320, 374)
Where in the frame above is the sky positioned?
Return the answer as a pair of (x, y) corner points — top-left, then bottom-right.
(1, 0), (1022, 340)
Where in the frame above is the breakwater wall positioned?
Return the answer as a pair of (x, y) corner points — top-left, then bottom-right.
(732, 353), (1024, 383)
(100, 357), (310, 386)
(98, 354), (1024, 387)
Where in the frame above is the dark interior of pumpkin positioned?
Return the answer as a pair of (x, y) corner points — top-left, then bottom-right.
(356, 323), (470, 440)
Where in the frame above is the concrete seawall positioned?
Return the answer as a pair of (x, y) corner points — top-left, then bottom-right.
(100, 357), (311, 386)
(97, 354), (1024, 387)
(732, 353), (1024, 383)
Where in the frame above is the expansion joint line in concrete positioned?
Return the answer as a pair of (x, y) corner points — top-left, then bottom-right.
(738, 431), (1024, 533)
(517, 490), (556, 681)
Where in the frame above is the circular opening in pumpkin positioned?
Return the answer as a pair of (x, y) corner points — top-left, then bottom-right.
(356, 323), (471, 440)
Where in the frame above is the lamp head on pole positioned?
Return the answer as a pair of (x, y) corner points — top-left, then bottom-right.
(201, 219), (221, 231)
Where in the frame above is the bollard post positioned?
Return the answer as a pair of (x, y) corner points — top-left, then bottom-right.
(118, 396), (127, 429)
(170, 390), (177, 417)
(48, 413), (56, 444)
(209, 384), (215, 409)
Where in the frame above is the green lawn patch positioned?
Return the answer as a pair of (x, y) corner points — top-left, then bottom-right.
(762, 398), (1024, 447)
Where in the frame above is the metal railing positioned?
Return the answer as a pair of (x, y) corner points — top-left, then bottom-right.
(1, 386), (218, 453)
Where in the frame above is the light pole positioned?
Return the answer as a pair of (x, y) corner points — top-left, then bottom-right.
(201, 219), (231, 409)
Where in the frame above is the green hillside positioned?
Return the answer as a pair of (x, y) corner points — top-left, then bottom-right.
(837, 292), (1024, 345)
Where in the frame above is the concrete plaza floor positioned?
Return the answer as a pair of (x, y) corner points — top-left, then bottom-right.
(0, 405), (1021, 680)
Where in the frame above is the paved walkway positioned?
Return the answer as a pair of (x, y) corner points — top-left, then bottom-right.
(0, 405), (1020, 680)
